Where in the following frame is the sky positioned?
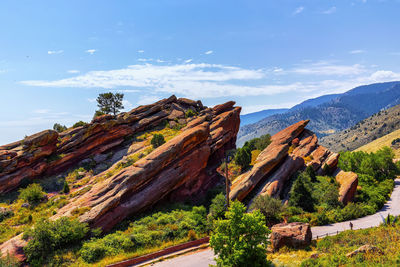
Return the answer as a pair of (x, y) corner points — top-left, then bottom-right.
(1, 0), (400, 145)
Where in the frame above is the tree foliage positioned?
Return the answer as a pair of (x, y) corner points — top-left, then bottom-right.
(289, 172), (315, 212)
(244, 134), (272, 151)
(19, 184), (45, 205)
(210, 201), (271, 267)
(250, 194), (284, 225)
(23, 217), (89, 266)
(96, 92), (124, 115)
(151, 134), (166, 148)
(53, 123), (67, 133)
(234, 146), (252, 170)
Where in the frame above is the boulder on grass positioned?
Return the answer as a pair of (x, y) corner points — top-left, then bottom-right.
(270, 222), (312, 251)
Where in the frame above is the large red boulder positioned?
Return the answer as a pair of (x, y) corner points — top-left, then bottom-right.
(270, 222), (312, 251)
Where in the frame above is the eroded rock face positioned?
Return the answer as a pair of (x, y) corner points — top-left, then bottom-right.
(0, 96), (235, 194)
(270, 222), (312, 251)
(334, 169), (359, 205)
(230, 119), (353, 206)
(49, 102), (241, 232)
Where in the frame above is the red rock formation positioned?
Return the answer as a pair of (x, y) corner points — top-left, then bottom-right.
(270, 222), (312, 251)
(334, 169), (359, 205)
(0, 96), (226, 194)
(230, 119), (353, 206)
(48, 102), (241, 232)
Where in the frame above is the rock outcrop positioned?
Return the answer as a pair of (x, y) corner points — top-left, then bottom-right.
(230, 120), (346, 204)
(0, 97), (241, 257)
(48, 101), (240, 232)
(270, 222), (312, 251)
(334, 169), (359, 205)
(346, 244), (383, 257)
(0, 96), (238, 194)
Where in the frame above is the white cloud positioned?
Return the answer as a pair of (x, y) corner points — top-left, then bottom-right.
(322, 6), (337, 14)
(293, 6), (305, 15)
(137, 95), (162, 105)
(122, 99), (134, 110)
(88, 98), (96, 103)
(48, 50), (64, 55)
(204, 50), (213, 55)
(20, 61), (400, 100)
(67, 70), (80, 74)
(184, 59), (193, 63)
(137, 50), (144, 53)
(241, 102), (298, 115)
(33, 109), (50, 114)
(85, 49), (97, 55)
(156, 59), (165, 63)
(349, 50), (366, 54)
(292, 62), (366, 76)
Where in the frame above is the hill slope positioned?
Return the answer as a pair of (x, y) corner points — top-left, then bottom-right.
(320, 104), (400, 152)
(355, 128), (400, 158)
(238, 81), (400, 146)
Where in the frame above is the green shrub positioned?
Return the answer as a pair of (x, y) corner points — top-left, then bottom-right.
(234, 146), (251, 170)
(23, 217), (89, 266)
(185, 109), (196, 118)
(62, 181), (70, 194)
(210, 201), (271, 267)
(19, 184), (45, 205)
(207, 193), (226, 229)
(80, 240), (107, 263)
(72, 121), (88, 128)
(250, 194), (284, 225)
(53, 123), (67, 133)
(151, 134), (166, 148)
(289, 172), (315, 212)
(243, 134), (271, 151)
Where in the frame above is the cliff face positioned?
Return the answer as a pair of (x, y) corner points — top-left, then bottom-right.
(0, 96), (240, 230)
(230, 120), (357, 205)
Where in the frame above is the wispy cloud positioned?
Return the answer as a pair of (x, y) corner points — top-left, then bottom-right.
(137, 50), (144, 53)
(291, 61), (366, 76)
(67, 70), (80, 74)
(204, 50), (213, 55)
(184, 59), (193, 63)
(349, 50), (366, 54)
(293, 6), (305, 15)
(48, 50), (64, 55)
(136, 95), (162, 105)
(20, 62), (400, 99)
(322, 6), (337, 14)
(85, 49), (97, 55)
(33, 109), (50, 114)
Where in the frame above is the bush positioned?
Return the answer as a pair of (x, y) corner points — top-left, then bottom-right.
(19, 184), (45, 205)
(185, 109), (196, 118)
(151, 134), (166, 148)
(234, 146), (251, 170)
(207, 193), (226, 229)
(53, 123), (67, 133)
(23, 217), (89, 265)
(93, 110), (106, 119)
(250, 194), (283, 225)
(289, 172), (315, 212)
(72, 121), (88, 128)
(62, 181), (70, 194)
(210, 201), (271, 267)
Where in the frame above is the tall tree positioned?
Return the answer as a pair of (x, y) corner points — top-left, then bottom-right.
(96, 92), (124, 115)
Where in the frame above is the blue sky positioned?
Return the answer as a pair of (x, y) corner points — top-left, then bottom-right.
(1, 0), (400, 145)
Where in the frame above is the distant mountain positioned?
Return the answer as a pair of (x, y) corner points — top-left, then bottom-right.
(237, 81), (400, 146)
(320, 104), (400, 152)
(291, 94), (341, 111)
(240, 108), (288, 126)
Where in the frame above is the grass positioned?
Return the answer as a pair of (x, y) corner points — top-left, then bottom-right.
(356, 128), (400, 158)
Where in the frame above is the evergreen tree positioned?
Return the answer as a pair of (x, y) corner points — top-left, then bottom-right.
(96, 92), (124, 115)
(289, 173), (315, 212)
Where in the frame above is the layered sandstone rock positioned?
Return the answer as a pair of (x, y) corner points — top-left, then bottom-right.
(270, 222), (312, 251)
(230, 119), (354, 206)
(334, 169), (359, 205)
(0, 96), (233, 194)
(0, 97), (241, 257)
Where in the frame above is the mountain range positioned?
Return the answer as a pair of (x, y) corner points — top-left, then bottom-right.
(238, 81), (400, 146)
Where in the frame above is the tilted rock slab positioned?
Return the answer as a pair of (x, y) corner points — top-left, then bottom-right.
(0, 95), (214, 193)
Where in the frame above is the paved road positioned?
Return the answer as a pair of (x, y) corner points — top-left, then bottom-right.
(145, 178), (400, 267)
(312, 178), (400, 238)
